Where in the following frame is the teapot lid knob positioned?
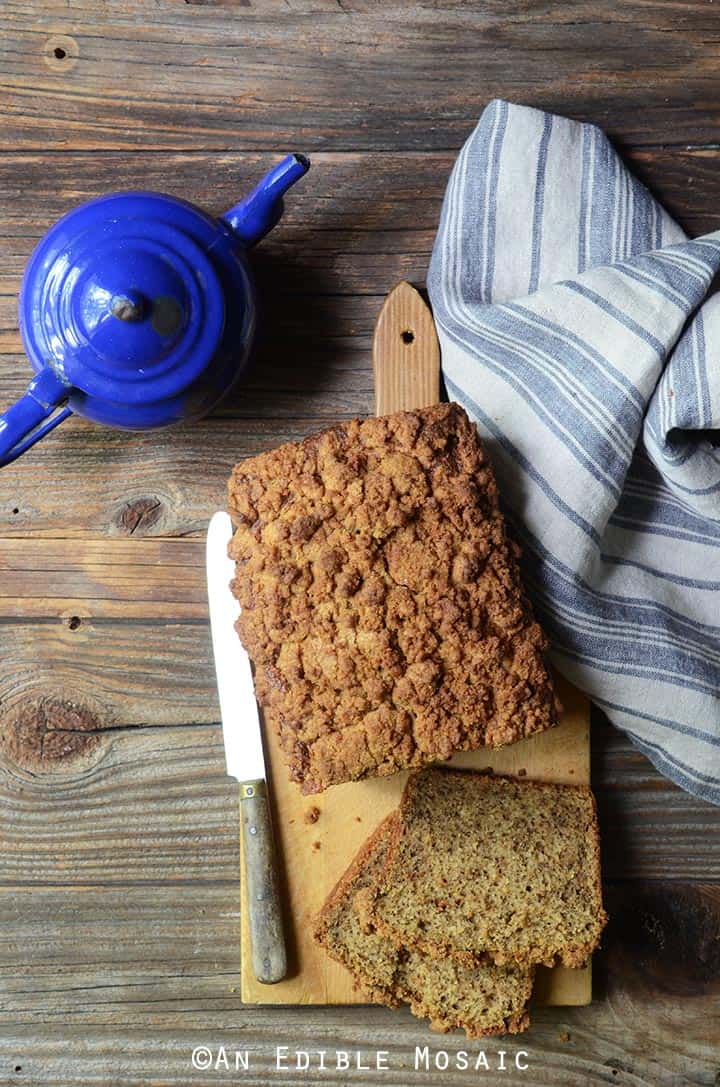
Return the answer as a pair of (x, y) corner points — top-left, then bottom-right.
(110, 290), (146, 323)
(19, 193), (228, 405)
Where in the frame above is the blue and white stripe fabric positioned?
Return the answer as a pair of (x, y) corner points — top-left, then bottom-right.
(428, 99), (720, 804)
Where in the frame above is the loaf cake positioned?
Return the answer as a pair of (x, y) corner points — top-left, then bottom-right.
(362, 768), (607, 969)
(314, 813), (534, 1037)
(228, 403), (557, 794)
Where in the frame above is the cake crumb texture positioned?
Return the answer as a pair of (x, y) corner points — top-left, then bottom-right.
(314, 813), (534, 1037)
(365, 768), (608, 969)
(228, 403), (557, 793)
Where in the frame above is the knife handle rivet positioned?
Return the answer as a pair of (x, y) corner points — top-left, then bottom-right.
(246, 786), (255, 796)
(249, 825), (257, 835)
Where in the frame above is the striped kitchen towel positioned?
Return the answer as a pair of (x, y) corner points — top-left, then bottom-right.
(428, 99), (720, 804)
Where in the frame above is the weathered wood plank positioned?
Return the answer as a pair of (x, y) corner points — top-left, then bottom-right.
(0, 884), (244, 1027)
(0, 350), (375, 420)
(0, 882), (716, 1084)
(0, 419), (338, 539)
(0, 1023), (708, 1087)
(1, 720), (718, 885)
(0, 621), (216, 731)
(3, 2), (720, 153)
(591, 710), (720, 883)
(0, 726), (235, 886)
(0, 539), (206, 619)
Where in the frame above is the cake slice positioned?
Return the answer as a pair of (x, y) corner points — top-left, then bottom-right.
(314, 814), (534, 1037)
(363, 769), (607, 969)
(313, 815), (405, 1008)
(228, 403), (558, 794)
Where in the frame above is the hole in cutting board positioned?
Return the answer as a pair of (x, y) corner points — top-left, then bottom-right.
(401, 329), (415, 344)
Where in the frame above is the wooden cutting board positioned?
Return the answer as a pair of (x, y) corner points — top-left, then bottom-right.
(240, 282), (592, 1007)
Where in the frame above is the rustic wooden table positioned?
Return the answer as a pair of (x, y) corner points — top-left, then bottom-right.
(0, 3), (719, 1085)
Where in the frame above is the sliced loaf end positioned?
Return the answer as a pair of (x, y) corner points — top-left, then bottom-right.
(368, 768), (607, 970)
(314, 810), (534, 1037)
(313, 814), (402, 1005)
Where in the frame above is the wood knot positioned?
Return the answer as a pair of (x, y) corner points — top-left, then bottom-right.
(606, 884), (720, 996)
(114, 496), (164, 536)
(1, 698), (101, 770)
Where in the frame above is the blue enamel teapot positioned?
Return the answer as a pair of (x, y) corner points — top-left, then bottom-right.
(0, 153), (309, 466)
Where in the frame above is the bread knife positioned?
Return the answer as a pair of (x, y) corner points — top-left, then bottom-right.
(206, 510), (287, 984)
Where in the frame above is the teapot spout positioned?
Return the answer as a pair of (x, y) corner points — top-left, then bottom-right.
(222, 153), (310, 248)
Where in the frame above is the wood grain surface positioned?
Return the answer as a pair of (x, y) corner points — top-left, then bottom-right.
(1, 2), (719, 1085)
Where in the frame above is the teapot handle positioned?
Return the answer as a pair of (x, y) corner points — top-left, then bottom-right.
(0, 367), (71, 467)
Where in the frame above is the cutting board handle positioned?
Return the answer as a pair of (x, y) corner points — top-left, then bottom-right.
(373, 281), (440, 416)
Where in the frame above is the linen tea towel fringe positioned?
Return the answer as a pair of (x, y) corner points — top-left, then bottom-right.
(428, 99), (720, 804)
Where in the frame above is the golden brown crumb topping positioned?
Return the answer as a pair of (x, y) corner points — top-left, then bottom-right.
(228, 403), (557, 794)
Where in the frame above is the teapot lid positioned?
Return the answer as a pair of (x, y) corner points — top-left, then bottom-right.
(19, 193), (227, 405)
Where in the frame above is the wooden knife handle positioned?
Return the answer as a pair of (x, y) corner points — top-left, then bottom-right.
(240, 780), (287, 984)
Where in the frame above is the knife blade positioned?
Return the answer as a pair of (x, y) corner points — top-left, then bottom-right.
(206, 510), (287, 985)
